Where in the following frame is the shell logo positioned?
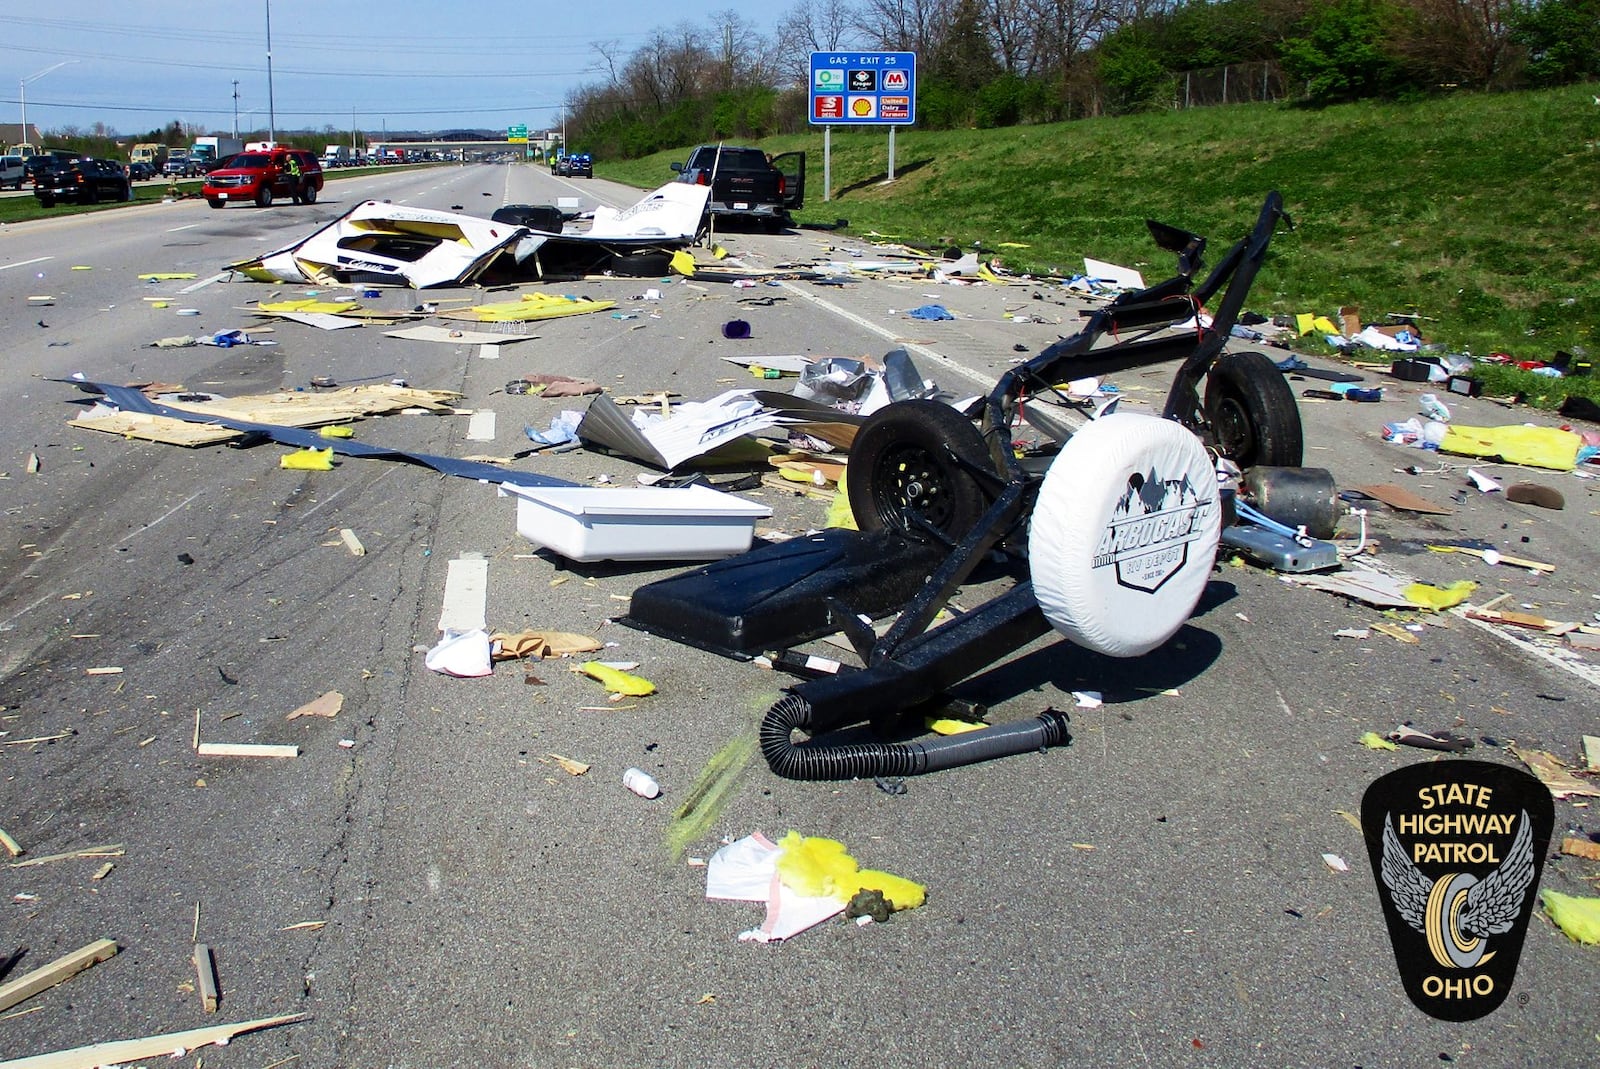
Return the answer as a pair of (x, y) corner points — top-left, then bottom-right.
(851, 98), (874, 117)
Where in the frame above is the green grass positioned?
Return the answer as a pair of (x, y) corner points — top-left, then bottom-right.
(601, 86), (1600, 369)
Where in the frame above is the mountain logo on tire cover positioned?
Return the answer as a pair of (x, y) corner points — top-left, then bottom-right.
(1091, 467), (1215, 593)
(1361, 760), (1552, 1021)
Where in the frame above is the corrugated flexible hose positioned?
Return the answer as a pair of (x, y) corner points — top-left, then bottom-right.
(760, 693), (1071, 781)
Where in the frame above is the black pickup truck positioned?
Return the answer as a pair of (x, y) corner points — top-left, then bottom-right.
(670, 146), (805, 230)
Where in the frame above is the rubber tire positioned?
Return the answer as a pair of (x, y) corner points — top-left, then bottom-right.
(255, 186), (273, 208)
(207, 198), (224, 209)
(302, 182), (317, 204)
(1203, 350), (1304, 469)
(1029, 412), (1222, 658)
(39, 196), (54, 208)
(84, 186), (98, 205)
(609, 251), (672, 277)
(848, 399), (993, 542)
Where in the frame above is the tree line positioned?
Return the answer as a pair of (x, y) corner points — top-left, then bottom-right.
(563, 0), (1599, 158)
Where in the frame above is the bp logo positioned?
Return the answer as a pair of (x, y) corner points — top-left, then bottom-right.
(1361, 760), (1553, 1021)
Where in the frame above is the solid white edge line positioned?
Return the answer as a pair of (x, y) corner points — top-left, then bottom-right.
(0, 256), (53, 272)
(777, 279), (995, 392)
(1454, 610), (1600, 689)
(179, 273), (227, 293)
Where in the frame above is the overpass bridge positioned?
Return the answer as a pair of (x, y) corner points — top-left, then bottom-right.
(368, 137), (560, 160)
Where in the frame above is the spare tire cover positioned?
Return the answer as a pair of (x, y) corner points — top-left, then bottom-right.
(1029, 413), (1221, 658)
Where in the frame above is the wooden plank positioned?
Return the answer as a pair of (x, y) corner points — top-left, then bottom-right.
(1584, 735), (1600, 773)
(192, 944), (219, 1013)
(195, 742), (299, 759)
(0, 939), (118, 1015)
(1428, 544), (1556, 573)
(9, 845), (123, 869)
(0, 1011), (306, 1069)
(0, 827), (21, 858)
(1560, 836), (1600, 862)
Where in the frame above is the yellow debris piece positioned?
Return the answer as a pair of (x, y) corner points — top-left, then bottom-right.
(258, 298), (362, 314)
(1403, 580), (1477, 610)
(1360, 731), (1399, 751)
(318, 425), (356, 439)
(444, 292), (616, 322)
(1542, 889), (1600, 944)
(578, 661), (655, 697)
(775, 831), (926, 911)
(138, 272), (199, 280)
(927, 715), (986, 736)
(823, 472), (857, 530)
(671, 250), (697, 277)
(280, 448), (334, 470)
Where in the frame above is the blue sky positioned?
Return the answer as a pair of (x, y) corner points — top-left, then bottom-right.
(3, 2), (789, 139)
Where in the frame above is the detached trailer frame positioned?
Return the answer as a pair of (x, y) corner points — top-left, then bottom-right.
(625, 193), (1307, 780)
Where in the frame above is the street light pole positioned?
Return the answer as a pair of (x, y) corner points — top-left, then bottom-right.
(19, 60), (76, 153)
(265, 0), (276, 147)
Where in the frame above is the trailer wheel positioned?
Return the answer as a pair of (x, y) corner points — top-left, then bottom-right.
(1030, 413), (1221, 658)
(1204, 351), (1303, 468)
(849, 400), (992, 542)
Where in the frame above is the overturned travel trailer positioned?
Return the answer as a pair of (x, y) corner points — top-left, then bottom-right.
(227, 183), (711, 288)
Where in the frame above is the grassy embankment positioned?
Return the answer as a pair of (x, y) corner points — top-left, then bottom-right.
(602, 85), (1599, 408)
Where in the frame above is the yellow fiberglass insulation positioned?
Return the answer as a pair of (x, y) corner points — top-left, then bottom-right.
(775, 831), (926, 911)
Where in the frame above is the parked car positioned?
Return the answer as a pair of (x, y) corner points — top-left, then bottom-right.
(0, 154), (25, 190)
(552, 155), (570, 176)
(670, 145), (805, 230)
(128, 161), (156, 181)
(202, 148), (324, 208)
(32, 157), (133, 207)
(568, 152), (592, 178)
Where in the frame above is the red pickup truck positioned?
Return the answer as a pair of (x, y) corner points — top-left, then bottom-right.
(202, 148), (324, 208)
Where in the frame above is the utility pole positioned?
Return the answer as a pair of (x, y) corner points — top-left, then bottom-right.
(232, 80), (239, 138)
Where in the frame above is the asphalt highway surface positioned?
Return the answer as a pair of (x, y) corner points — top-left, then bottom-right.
(0, 163), (1596, 1068)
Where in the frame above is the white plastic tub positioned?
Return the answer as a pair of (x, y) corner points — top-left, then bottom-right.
(502, 483), (772, 562)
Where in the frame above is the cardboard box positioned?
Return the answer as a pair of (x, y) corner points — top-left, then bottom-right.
(503, 483), (771, 562)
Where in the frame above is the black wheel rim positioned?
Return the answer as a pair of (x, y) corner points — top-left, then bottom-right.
(1211, 394), (1256, 462)
(871, 442), (959, 532)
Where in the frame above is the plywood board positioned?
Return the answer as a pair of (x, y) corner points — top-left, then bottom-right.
(1348, 484), (1453, 515)
(69, 412), (239, 447)
(384, 325), (536, 346)
(266, 311), (363, 330)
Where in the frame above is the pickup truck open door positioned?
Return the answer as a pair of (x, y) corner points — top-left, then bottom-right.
(772, 151), (805, 211)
